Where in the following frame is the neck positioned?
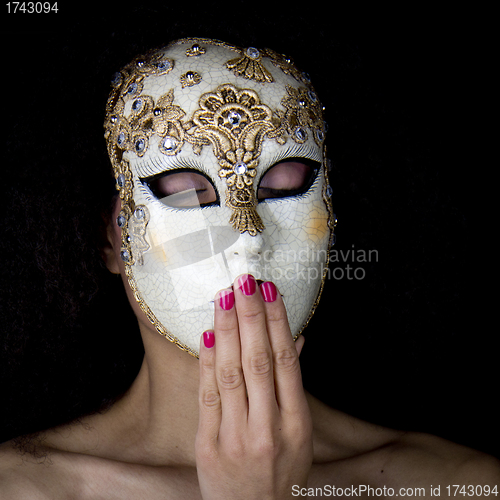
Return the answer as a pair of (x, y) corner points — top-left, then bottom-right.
(113, 324), (201, 465)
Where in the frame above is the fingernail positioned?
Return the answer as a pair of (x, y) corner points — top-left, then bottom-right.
(218, 289), (234, 310)
(203, 330), (215, 348)
(260, 281), (277, 302)
(236, 274), (256, 296)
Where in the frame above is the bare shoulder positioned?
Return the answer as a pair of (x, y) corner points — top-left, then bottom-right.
(306, 393), (500, 494)
(389, 431), (500, 485)
(306, 392), (404, 462)
(0, 438), (202, 499)
(0, 438), (59, 499)
(0, 437), (115, 499)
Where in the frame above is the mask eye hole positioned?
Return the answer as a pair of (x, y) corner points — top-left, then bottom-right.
(141, 169), (219, 208)
(257, 158), (320, 201)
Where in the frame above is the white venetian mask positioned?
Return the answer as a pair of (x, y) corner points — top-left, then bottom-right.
(104, 38), (336, 357)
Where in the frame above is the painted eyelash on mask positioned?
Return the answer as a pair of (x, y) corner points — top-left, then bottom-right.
(261, 144), (322, 172)
(135, 155), (212, 179)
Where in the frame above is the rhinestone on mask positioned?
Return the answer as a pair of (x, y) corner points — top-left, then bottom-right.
(156, 59), (172, 71)
(294, 127), (307, 142)
(228, 111), (242, 127)
(161, 136), (178, 152)
(134, 207), (145, 219)
(246, 47), (260, 60)
(117, 173), (126, 187)
(233, 162), (248, 175)
(117, 132), (126, 147)
(135, 138), (146, 153)
(132, 99), (143, 112)
(116, 214), (127, 227)
(120, 249), (131, 262)
(126, 82), (139, 96)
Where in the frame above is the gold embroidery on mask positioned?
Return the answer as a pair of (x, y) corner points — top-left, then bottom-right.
(180, 71), (202, 88)
(116, 203), (150, 267)
(127, 205), (150, 266)
(226, 47), (274, 83)
(189, 84), (276, 235)
(261, 48), (310, 85)
(277, 85), (325, 147)
(185, 43), (206, 57)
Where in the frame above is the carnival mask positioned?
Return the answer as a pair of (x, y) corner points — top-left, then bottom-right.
(104, 38), (335, 357)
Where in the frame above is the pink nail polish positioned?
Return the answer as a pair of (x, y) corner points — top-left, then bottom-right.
(236, 274), (256, 296)
(260, 281), (277, 302)
(219, 289), (234, 310)
(203, 330), (215, 348)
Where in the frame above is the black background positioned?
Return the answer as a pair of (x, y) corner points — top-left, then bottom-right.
(1, 5), (496, 457)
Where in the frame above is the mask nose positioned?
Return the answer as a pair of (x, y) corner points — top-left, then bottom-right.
(233, 231), (266, 257)
(225, 230), (268, 280)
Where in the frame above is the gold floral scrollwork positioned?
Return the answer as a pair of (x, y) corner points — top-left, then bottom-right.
(262, 48), (307, 85)
(226, 47), (274, 83)
(188, 84), (276, 234)
(118, 204), (150, 266)
(151, 89), (192, 156)
(127, 205), (150, 266)
(132, 52), (175, 77)
(278, 85), (325, 147)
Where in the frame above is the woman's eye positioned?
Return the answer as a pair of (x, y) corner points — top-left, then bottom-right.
(257, 160), (319, 201)
(142, 171), (217, 208)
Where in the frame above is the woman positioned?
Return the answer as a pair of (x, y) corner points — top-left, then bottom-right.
(1, 37), (498, 498)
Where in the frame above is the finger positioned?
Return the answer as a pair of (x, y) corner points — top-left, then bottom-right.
(234, 274), (277, 421)
(213, 287), (248, 430)
(197, 330), (221, 450)
(259, 281), (306, 416)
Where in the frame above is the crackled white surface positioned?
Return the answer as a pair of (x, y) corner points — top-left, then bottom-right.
(120, 40), (332, 355)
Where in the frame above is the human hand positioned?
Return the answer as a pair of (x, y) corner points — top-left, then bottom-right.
(196, 274), (313, 500)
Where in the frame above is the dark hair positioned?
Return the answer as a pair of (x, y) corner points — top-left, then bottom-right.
(1, 39), (145, 443)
